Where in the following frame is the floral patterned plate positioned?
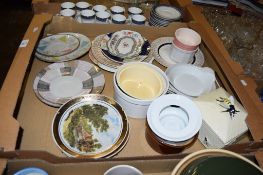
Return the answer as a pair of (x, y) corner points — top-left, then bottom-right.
(36, 34), (80, 57)
(107, 30), (144, 59)
(35, 33), (91, 62)
(52, 94), (128, 158)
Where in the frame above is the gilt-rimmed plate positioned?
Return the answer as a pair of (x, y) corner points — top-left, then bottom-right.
(33, 60), (105, 107)
(152, 37), (204, 67)
(52, 94), (128, 158)
(36, 34), (80, 57)
(107, 30), (145, 59)
(101, 33), (150, 63)
(35, 33), (91, 62)
(90, 34), (154, 72)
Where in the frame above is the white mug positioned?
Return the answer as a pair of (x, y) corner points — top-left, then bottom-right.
(169, 42), (196, 64)
(104, 165), (143, 175)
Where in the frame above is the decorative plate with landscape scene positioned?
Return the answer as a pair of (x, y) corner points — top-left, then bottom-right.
(52, 94), (128, 158)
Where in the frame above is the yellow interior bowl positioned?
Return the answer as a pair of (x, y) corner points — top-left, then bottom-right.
(117, 64), (165, 100)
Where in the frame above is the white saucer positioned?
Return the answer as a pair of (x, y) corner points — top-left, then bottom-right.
(152, 37), (205, 67)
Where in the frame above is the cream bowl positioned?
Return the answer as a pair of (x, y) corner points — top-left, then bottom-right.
(113, 62), (169, 118)
(116, 62), (166, 100)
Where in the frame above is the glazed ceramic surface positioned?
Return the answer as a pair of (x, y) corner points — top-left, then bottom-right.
(151, 37), (204, 67)
(33, 60), (105, 107)
(36, 33), (91, 62)
(36, 34), (80, 57)
(107, 30), (145, 59)
(52, 94), (128, 158)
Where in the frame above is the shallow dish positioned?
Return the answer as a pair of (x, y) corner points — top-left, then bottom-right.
(14, 167), (48, 175)
(52, 94), (128, 158)
(147, 94), (202, 142)
(91, 34), (153, 72)
(36, 34), (80, 57)
(166, 64), (216, 97)
(116, 63), (165, 100)
(101, 33), (150, 63)
(36, 33), (91, 62)
(151, 37), (204, 67)
(107, 30), (144, 59)
(152, 5), (182, 21)
(33, 60), (105, 107)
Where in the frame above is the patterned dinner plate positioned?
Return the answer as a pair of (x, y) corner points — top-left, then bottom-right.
(90, 34), (154, 72)
(36, 34), (80, 57)
(35, 33), (91, 62)
(33, 60), (105, 107)
(101, 33), (151, 63)
(152, 37), (205, 67)
(52, 94), (128, 158)
(107, 30), (145, 59)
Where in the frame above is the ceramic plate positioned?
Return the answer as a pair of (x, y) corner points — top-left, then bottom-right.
(101, 33), (150, 63)
(52, 94), (128, 158)
(36, 34), (80, 57)
(33, 60), (105, 107)
(153, 5), (182, 21)
(91, 34), (154, 72)
(35, 33), (91, 62)
(152, 37), (204, 67)
(107, 30), (144, 58)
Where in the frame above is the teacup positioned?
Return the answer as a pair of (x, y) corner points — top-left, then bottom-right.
(110, 6), (125, 15)
(93, 4), (107, 13)
(61, 2), (75, 10)
(60, 9), (76, 18)
(76, 2), (92, 11)
(131, 14), (146, 25)
(96, 11), (111, 23)
(104, 165), (143, 175)
(169, 42), (197, 64)
(112, 14), (126, 24)
(128, 7), (143, 15)
(81, 9), (95, 23)
(173, 28), (201, 51)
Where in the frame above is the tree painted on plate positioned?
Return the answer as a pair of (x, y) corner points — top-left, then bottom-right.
(63, 104), (109, 152)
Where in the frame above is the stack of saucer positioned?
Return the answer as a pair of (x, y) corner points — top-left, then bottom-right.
(149, 5), (182, 27)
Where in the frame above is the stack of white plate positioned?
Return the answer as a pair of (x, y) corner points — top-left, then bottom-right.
(35, 33), (91, 62)
(52, 94), (129, 158)
(149, 5), (182, 27)
(89, 30), (153, 72)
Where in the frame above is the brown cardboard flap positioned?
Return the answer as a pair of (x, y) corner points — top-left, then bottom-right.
(184, 5), (244, 75)
(0, 159), (7, 175)
(256, 151), (263, 168)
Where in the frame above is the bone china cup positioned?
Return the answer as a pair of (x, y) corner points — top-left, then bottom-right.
(104, 165), (143, 175)
(61, 2), (75, 10)
(174, 28), (201, 51)
(60, 9), (76, 18)
(113, 62), (169, 118)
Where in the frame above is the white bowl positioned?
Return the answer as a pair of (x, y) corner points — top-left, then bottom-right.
(166, 64), (216, 97)
(113, 62), (169, 118)
(147, 94), (202, 142)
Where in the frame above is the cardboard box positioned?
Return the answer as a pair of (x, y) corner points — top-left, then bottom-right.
(1, 3), (263, 173)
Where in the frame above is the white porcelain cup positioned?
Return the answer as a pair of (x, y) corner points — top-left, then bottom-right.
(93, 4), (107, 12)
(81, 9), (95, 23)
(112, 14), (126, 24)
(61, 2), (75, 10)
(104, 165), (143, 175)
(96, 11), (111, 23)
(131, 14), (146, 25)
(76, 1), (91, 11)
(128, 7), (143, 15)
(60, 9), (76, 17)
(174, 28), (201, 51)
(169, 42), (196, 64)
(110, 6), (125, 14)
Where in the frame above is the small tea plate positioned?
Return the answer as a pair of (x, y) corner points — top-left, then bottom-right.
(36, 34), (80, 57)
(36, 33), (91, 62)
(152, 37), (204, 67)
(33, 60), (105, 107)
(52, 94), (128, 158)
(153, 5), (182, 21)
(101, 33), (150, 63)
(107, 30), (144, 59)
